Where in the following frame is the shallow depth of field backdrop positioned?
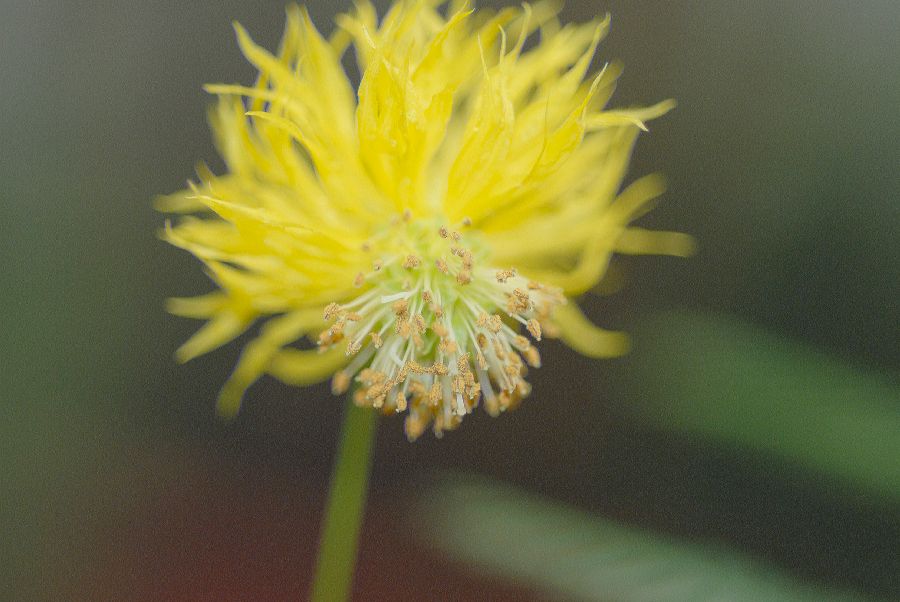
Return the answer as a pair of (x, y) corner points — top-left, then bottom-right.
(2, 1), (898, 600)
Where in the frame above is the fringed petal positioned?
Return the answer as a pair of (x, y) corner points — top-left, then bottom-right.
(216, 309), (325, 417)
(268, 346), (348, 385)
(176, 311), (252, 364)
(616, 228), (697, 257)
(552, 302), (631, 358)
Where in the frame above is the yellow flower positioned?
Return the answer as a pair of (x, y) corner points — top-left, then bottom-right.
(159, 0), (693, 440)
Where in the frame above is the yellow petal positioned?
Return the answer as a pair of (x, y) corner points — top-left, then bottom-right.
(585, 99), (676, 132)
(552, 302), (630, 358)
(175, 311), (251, 363)
(268, 346), (348, 386)
(616, 228), (697, 257)
(216, 308), (325, 417)
(166, 293), (227, 318)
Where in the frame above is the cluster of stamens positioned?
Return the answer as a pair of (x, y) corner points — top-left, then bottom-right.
(317, 217), (564, 440)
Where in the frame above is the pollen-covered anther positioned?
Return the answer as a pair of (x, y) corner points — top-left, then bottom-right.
(394, 390), (407, 412)
(369, 332), (383, 348)
(402, 254), (421, 269)
(373, 259), (383, 271)
(406, 360), (427, 374)
(438, 226), (449, 238)
(356, 368), (381, 386)
(506, 288), (532, 313)
(524, 346), (541, 368)
(477, 312), (503, 333)
(391, 299), (409, 316)
(496, 268), (516, 283)
(461, 252), (474, 270)
(353, 272), (365, 288)
(439, 337), (458, 354)
(331, 371), (350, 395)
(527, 318), (543, 341)
(432, 321), (448, 337)
(346, 338), (362, 355)
(428, 382), (442, 407)
(405, 414), (428, 442)
(450, 246), (473, 268)
(352, 389), (367, 407)
(397, 318), (412, 339)
(323, 302), (342, 321)
(431, 362), (449, 376)
(504, 362), (522, 379)
(456, 268), (472, 285)
(366, 380), (391, 404)
(435, 258), (449, 274)
(317, 319), (346, 346)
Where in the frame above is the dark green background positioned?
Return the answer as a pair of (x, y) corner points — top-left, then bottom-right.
(2, 1), (898, 599)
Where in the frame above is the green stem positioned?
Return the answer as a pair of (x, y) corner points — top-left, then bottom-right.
(310, 397), (378, 602)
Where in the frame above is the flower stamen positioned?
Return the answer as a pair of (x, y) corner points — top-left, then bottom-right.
(316, 223), (564, 439)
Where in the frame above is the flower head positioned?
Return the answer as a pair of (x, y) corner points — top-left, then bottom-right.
(159, 0), (693, 440)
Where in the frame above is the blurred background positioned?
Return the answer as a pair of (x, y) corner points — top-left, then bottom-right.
(2, 0), (898, 600)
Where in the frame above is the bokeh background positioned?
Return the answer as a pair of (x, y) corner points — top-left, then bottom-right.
(2, 0), (898, 600)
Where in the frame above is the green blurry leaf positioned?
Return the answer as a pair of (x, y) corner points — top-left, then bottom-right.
(412, 474), (871, 602)
(627, 311), (900, 501)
